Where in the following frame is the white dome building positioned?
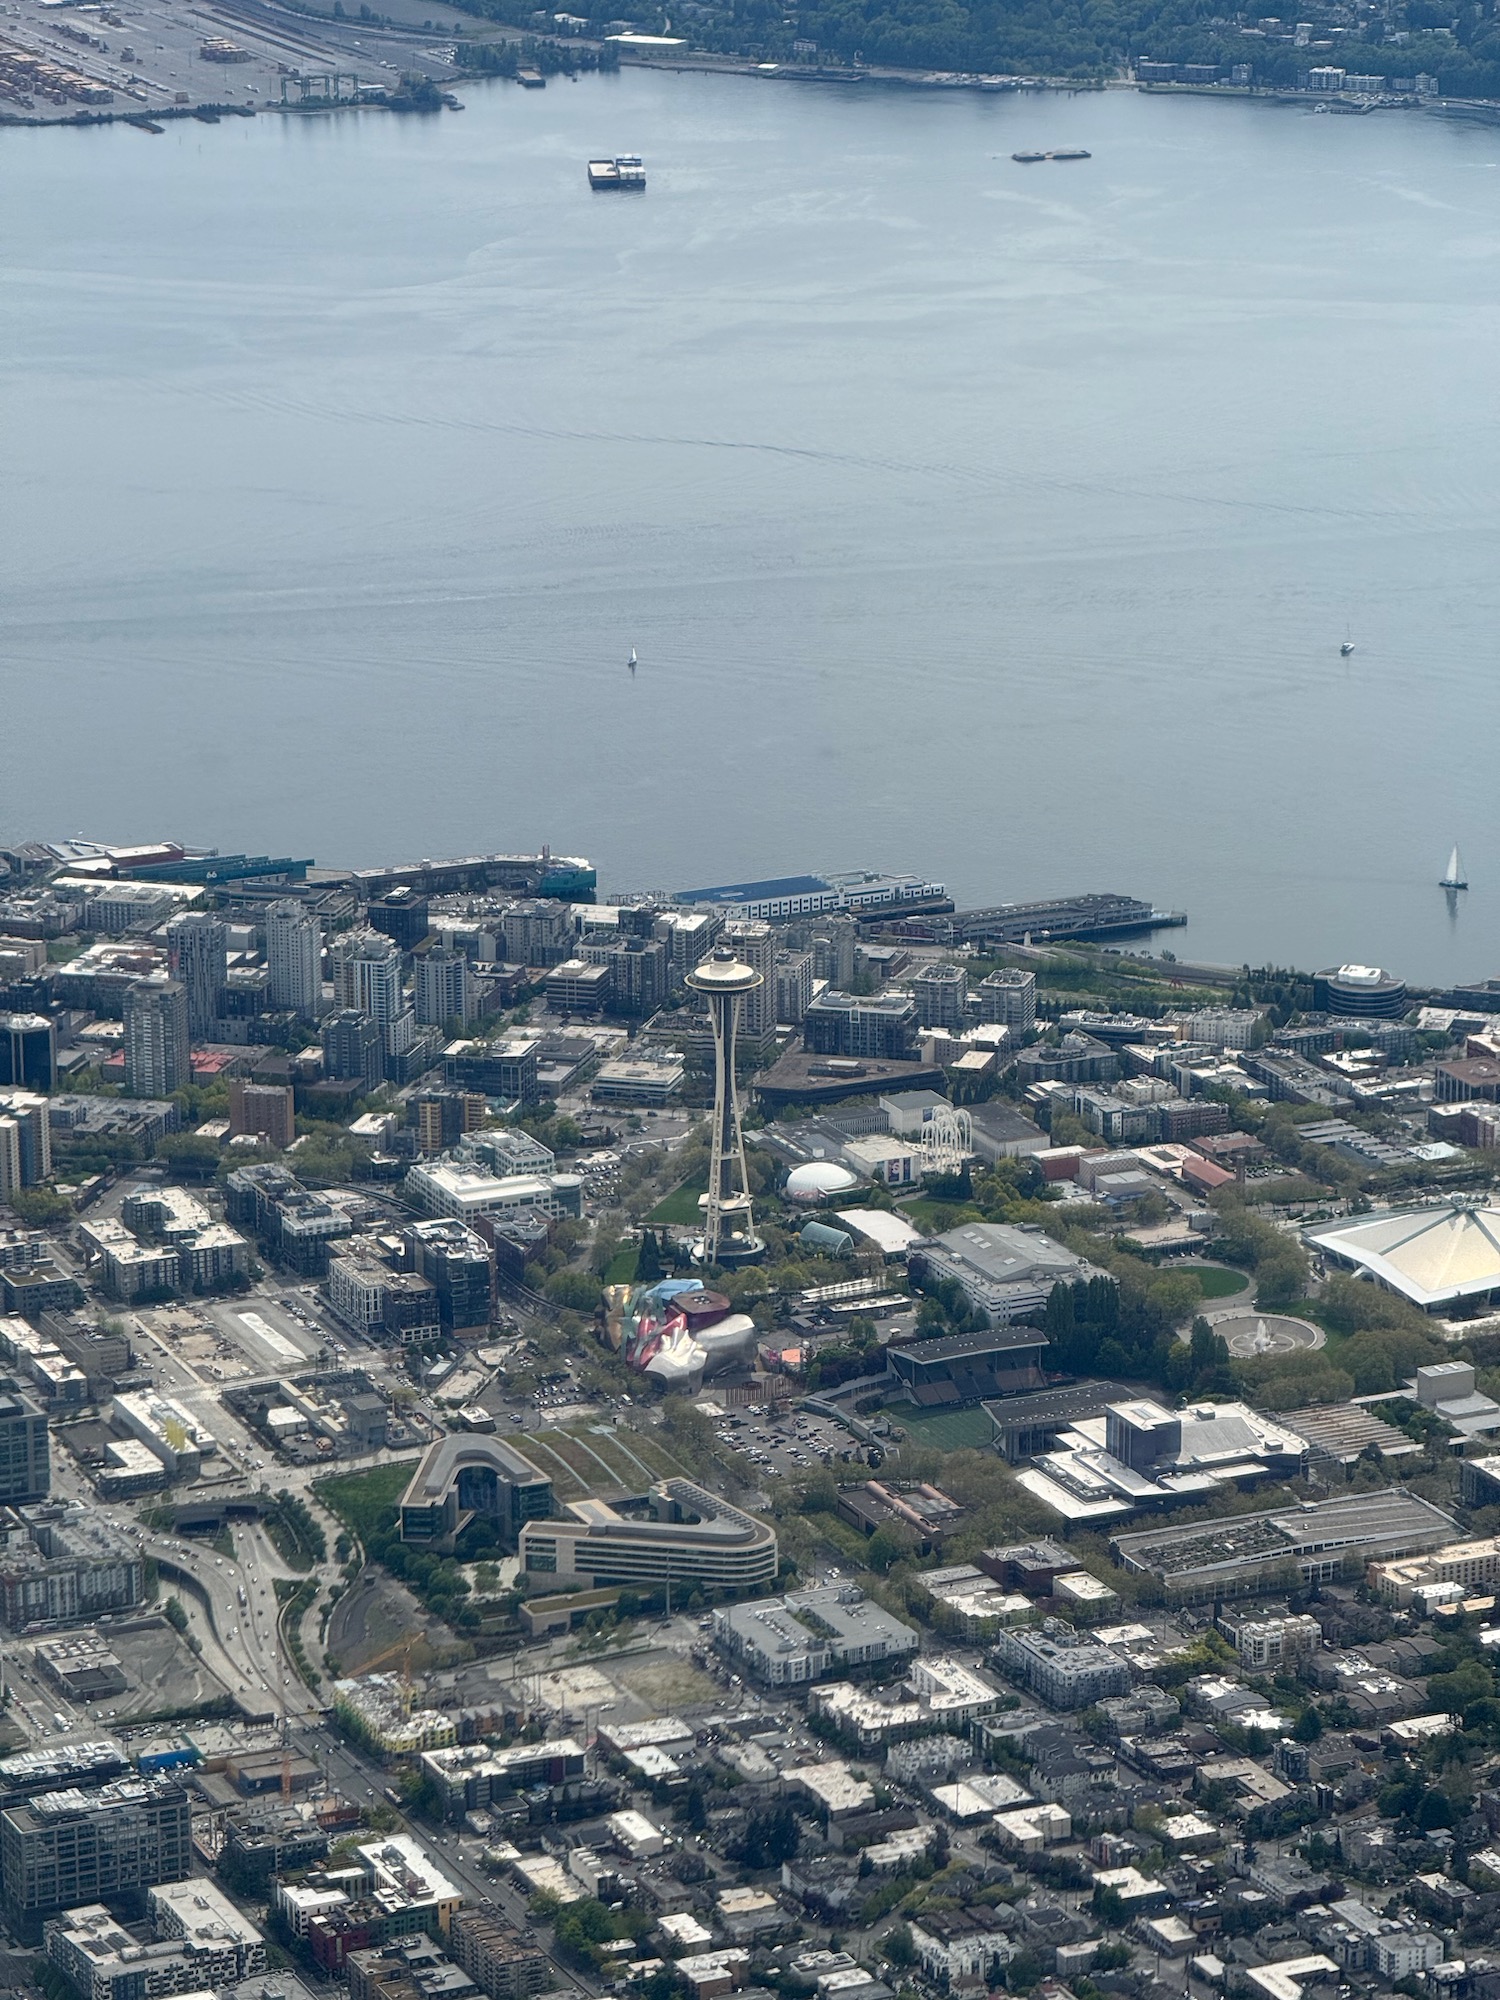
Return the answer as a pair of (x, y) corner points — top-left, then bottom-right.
(785, 1161), (860, 1205)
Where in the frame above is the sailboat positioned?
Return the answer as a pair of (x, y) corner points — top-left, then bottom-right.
(628, 648), (638, 675)
(1340, 634), (1355, 657)
(1441, 844), (1468, 890)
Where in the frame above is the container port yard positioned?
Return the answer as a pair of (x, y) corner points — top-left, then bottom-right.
(0, 0), (467, 123)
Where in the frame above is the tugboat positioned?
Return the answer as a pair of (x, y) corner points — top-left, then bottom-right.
(1441, 844), (1469, 890)
(1012, 149), (1047, 162)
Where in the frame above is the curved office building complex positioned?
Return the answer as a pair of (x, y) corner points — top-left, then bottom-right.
(400, 1434), (554, 1552)
(520, 1479), (777, 1595)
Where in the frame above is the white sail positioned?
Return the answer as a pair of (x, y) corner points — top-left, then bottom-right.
(1442, 844), (1467, 889)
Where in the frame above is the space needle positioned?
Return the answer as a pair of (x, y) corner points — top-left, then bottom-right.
(684, 946), (765, 1268)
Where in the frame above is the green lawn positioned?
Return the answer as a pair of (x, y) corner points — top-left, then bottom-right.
(648, 1180), (707, 1226)
(520, 1424), (685, 1501)
(604, 1244), (638, 1285)
(1192, 1265), (1250, 1300)
(885, 1403), (996, 1451)
(316, 1461), (412, 1546)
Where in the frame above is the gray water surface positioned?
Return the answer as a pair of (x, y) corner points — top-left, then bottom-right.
(5, 76), (1500, 978)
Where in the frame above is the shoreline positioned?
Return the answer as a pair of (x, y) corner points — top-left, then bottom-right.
(6, 31), (1500, 135)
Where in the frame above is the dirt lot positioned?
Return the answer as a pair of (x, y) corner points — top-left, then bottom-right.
(34, 1617), (233, 1724)
(326, 1568), (450, 1676)
(610, 1656), (721, 1711)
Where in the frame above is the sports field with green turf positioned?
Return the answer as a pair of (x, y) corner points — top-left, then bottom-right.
(884, 1404), (995, 1451)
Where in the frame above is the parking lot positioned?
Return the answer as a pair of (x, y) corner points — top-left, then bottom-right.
(712, 1404), (876, 1480)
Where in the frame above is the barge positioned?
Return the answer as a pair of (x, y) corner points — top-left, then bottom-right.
(588, 154), (646, 189)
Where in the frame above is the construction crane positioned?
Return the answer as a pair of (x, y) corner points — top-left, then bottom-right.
(351, 1636), (418, 1689)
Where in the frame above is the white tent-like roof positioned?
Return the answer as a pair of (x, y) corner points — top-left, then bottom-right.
(1307, 1203), (1500, 1310)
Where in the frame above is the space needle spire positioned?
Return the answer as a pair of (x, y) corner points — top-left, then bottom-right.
(685, 946), (766, 1268)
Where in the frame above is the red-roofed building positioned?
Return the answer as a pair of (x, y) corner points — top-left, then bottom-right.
(1181, 1155), (1236, 1196)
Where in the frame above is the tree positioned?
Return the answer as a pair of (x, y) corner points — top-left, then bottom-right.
(866, 1522), (917, 1572)
(884, 1925), (916, 1968)
(634, 1228), (664, 1284)
(1189, 1315), (1226, 1374)
(1292, 1704), (1323, 1742)
(737, 1803), (800, 1868)
(5, 1186), (70, 1226)
(1256, 1247), (1309, 1309)
(681, 1786), (708, 1832)
(544, 1268), (600, 1313)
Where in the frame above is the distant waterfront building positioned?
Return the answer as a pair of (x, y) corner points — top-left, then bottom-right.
(1314, 963), (1408, 1020)
(543, 959), (611, 1017)
(810, 917), (858, 989)
(594, 937), (668, 1018)
(0, 1015), (55, 1093)
(322, 1010), (383, 1093)
(501, 900), (575, 968)
(330, 929), (403, 1025)
(679, 870), (947, 923)
(123, 981), (190, 1098)
(722, 921), (777, 1045)
(774, 950), (814, 1026)
(266, 900), (323, 1019)
(415, 947), (474, 1028)
(911, 963), (967, 1032)
(166, 912), (227, 1039)
(803, 990), (917, 1061)
(368, 888), (430, 952)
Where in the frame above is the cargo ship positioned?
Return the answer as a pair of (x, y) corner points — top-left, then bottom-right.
(588, 154), (646, 189)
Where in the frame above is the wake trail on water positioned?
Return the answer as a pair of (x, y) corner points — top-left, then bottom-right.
(195, 380), (1416, 530)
